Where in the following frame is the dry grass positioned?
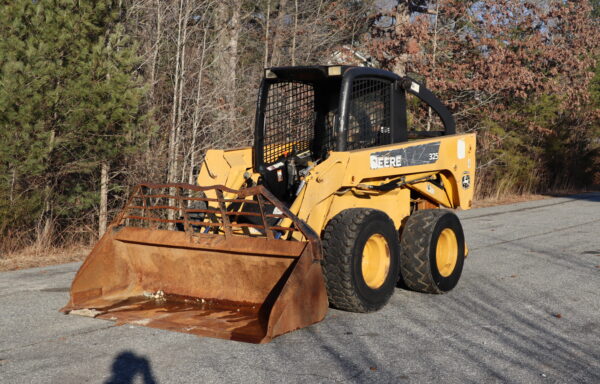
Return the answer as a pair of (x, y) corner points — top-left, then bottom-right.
(472, 188), (597, 209)
(0, 245), (90, 272)
(472, 193), (551, 208)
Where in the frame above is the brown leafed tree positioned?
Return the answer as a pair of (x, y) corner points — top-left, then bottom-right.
(364, 0), (600, 195)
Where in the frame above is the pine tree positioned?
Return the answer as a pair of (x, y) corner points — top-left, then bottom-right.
(0, 1), (147, 249)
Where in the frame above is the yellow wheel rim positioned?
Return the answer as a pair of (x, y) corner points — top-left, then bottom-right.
(361, 234), (391, 289)
(436, 228), (458, 277)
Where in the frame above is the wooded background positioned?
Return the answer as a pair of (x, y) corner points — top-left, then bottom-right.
(1, 0), (599, 253)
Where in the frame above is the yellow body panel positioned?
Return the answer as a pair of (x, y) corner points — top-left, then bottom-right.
(197, 134), (476, 234)
(319, 189), (410, 231)
(340, 134), (476, 210)
(407, 181), (452, 208)
(197, 147), (253, 198)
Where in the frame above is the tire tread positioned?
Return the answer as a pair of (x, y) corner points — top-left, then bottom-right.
(400, 209), (449, 294)
(322, 209), (396, 312)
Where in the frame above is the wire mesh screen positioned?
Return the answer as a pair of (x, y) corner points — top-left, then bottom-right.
(347, 78), (391, 150)
(263, 81), (316, 164)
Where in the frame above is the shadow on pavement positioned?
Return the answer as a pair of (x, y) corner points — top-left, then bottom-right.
(105, 351), (157, 384)
(545, 191), (600, 203)
(275, 231), (600, 383)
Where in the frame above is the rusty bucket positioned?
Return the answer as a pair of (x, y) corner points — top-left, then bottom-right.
(61, 184), (328, 343)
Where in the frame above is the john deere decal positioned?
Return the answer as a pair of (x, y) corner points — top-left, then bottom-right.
(370, 142), (440, 170)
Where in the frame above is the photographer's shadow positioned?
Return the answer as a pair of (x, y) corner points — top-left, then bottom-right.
(105, 351), (157, 384)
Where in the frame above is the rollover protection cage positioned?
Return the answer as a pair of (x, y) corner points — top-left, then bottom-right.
(254, 66), (456, 167)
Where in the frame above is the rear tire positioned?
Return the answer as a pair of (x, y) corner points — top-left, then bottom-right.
(322, 209), (400, 312)
(399, 209), (465, 294)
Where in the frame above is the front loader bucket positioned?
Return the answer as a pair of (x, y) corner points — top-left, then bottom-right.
(61, 184), (328, 343)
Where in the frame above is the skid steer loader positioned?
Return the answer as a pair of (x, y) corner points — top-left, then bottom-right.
(62, 66), (475, 343)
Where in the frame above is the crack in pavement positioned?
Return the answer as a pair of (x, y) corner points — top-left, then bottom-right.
(462, 199), (578, 220)
(244, 365), (344, 382)
(470, 218), (600, 251)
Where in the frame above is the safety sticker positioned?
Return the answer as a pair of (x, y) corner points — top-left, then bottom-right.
(462, 172), (471, 189)
(457, 139), (466, 159)
(267, 162), (284, 171)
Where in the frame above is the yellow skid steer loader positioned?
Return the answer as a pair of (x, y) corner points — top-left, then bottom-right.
(62, 66), (476, 343)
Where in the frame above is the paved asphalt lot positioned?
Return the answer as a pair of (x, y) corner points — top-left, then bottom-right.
(1, 193), (599, 383)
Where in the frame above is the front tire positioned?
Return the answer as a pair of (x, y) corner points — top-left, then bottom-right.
(322, 209), (400, 312)
(399, 209), (465, 294)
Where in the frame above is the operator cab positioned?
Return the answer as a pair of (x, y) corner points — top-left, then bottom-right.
(253, 65), (455, 204)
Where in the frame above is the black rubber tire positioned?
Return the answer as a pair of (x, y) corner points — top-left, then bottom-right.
(322, 209), (400, 312)
(399, 209), (465, 294)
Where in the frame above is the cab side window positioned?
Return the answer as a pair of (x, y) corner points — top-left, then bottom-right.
(346, 78), (392, 150)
